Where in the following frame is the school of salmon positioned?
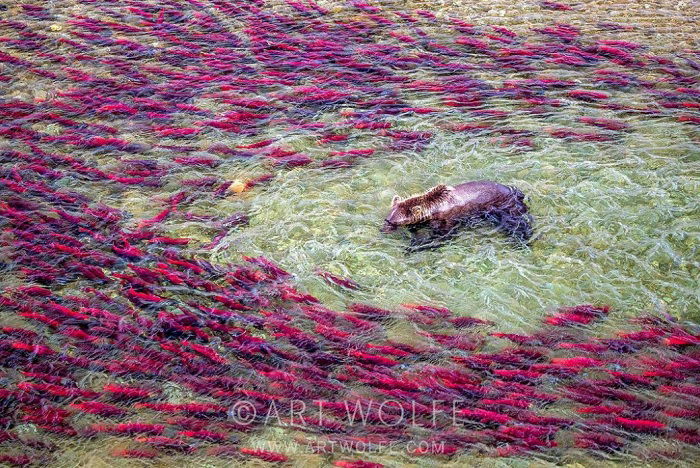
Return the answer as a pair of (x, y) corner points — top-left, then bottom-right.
(0, 0), (699, 465)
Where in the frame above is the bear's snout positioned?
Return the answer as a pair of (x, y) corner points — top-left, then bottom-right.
(380, 221), (398, 233)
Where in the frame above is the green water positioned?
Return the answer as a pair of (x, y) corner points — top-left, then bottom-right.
(182, 119), (698, 334)
(2, 0), (700, 466)
(137, 1), (700, 332)
(8, 0), (696, 333)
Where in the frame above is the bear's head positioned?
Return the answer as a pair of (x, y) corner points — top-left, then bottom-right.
(380, 195), (425, 232)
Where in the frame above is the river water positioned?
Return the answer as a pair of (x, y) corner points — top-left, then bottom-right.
(0, 0), (699, 466)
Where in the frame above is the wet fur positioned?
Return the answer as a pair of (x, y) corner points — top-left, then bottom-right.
(393, 184), (456, 224)
(407, 211), (533, 252)
(385, 181), (533, 251)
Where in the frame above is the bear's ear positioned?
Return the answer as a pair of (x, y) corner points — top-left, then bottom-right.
(391, 195), (401, 206)
(411, 205), (423, 217)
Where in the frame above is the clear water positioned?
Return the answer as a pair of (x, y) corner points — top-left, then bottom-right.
(1, 0), (699, 465)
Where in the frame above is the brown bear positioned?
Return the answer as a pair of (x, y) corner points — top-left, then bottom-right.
(381, 180), (533, 250)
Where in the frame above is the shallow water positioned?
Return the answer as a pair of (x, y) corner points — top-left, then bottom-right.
(203, 3), (700, 329)
(1, 0), (699, 466)
(224, 124), (698, 330)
